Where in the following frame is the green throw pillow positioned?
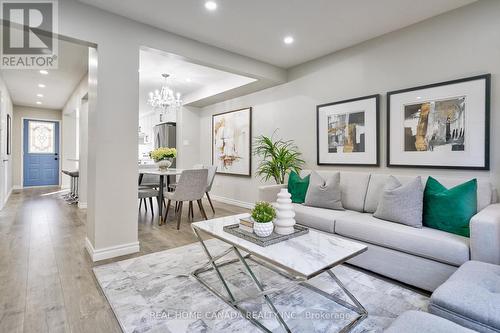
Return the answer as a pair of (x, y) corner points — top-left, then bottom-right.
(423, 177), (477, 237)
(288, 171), (310, 204)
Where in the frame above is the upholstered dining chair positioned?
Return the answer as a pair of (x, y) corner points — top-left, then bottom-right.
(184, 165), (217, 219)
(138, 188), (159, 217)
(204, 165), (217, 214)
(168, 164), (204, 191)
(163, 169), (208, 229)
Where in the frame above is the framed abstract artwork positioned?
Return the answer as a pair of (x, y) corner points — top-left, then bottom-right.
(317, 94), (380, 166)
(387, 74), (490, 170)
(212, 107), (252, 176)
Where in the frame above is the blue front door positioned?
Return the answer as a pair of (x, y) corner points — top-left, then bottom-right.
(23, 119), (60, 187)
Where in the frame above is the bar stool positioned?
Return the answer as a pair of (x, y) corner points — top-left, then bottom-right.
(62, 169), (79, 204)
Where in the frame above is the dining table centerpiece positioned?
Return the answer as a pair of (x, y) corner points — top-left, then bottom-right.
(150, 147), (177, 171)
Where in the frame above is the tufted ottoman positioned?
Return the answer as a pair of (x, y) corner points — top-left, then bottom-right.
(429, 260), (500, 333)
(385, 310), (476, 332)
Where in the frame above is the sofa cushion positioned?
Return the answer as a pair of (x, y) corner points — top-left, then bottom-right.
(293, 204), (360, 233)
(365, 174), (492, 213)
(364, 174), (418, 213)
(374, 176), (424, 228)
(429, 261), (500, 333)
(424, 177), (478, 237)
(335, 213), (470, 266)
(339, 172), (371, 212)
(385, 310), (477, 333)
(300, 170), (370, 212)
(304, 171), (344, 210)
(287, 171), (310, 204)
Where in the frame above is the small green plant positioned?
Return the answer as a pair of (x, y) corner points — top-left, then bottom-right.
(254, 132), (305, 184)
(251, 201), (276, 223)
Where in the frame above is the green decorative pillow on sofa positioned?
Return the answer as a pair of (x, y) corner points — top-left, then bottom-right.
(423, 177), (477, 237)
(288, 171), (310, 204)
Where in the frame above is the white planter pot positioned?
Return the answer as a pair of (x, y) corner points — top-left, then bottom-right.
(253, 219), (274, 237)
(156, 158), (173, 171)
(274, 189), (296, 235)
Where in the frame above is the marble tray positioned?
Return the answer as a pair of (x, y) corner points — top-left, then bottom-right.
(223, 223), (309, 247)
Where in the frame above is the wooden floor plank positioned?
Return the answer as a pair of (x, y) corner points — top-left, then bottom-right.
(0, 187), (248, 332)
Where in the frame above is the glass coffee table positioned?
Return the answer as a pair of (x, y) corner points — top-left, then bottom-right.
(191, 214), (368, 333)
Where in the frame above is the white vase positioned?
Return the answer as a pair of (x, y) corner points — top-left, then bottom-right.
(156, 158), (172, 171)
(273, 189), (296, 235)
(253, 219), (274, 237)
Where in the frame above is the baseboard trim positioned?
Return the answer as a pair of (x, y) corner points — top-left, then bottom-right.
(12, 185), (23, 190)
(210, 194), (254, 209)
(5, 187), (12, 202)
(85, 237), (140, 262)
(78, 202), (87, 209)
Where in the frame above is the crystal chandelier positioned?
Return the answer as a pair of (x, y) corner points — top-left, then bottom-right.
(147, 73), (182, 112)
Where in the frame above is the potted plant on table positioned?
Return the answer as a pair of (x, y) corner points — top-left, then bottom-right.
(251, 201), (276, 237)
(150, 147), (177, 171)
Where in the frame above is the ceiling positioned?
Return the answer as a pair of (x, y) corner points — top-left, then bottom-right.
(1, 39), (88, 110)
(139, 48), (256, 112)
(79, 0), (476, 68)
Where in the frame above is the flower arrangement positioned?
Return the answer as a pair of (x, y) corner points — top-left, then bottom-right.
(251, 201), (276, 223)
(149, 147), (177, 162)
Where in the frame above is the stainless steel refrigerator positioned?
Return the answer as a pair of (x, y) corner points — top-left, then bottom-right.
(153, 122), (176, 167)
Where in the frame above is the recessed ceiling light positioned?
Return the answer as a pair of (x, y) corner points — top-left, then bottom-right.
(36, 101), (42, 105)
(205, 1), (217, 11)
(39, 69), (48, 75)
(38, 83), (46, 88)
(283, 36), (294, 45)
(37, 93), (43, 98)
(185, 78), (192, 82)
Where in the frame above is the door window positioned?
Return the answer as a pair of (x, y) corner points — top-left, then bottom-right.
(28, 121), (55, 154)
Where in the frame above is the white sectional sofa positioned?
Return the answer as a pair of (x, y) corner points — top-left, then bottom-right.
(259, 170), (499, 292)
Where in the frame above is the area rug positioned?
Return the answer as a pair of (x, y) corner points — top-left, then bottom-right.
(93, 239), (428, 333)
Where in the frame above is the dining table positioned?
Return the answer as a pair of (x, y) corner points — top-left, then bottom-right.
(138, 167), (184, 225)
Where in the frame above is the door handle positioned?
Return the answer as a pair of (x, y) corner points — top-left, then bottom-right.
(55, 158), (58, 160)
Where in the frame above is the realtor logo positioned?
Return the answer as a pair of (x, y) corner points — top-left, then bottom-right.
(1, 0), (58, 69)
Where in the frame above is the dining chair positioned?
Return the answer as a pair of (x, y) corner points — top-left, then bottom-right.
(139, 165), (161, 189)
(168, 164), (204, 191)
(163, 169), (208, 230)
(180, 165), (217, 218)
(204, 165), (217, 214)
(139, 188), (159, 217)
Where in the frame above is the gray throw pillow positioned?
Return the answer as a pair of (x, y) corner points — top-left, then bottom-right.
(304, 171), (344, 210)
(374, 176), (424, 228)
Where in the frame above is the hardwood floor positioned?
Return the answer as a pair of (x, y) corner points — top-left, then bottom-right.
(0, 187), (248, 333)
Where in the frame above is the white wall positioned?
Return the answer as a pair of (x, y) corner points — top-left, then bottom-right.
(61, 74), (88, 191)
(0, 76), (13, 209)
(199, 1), (500, 205)
(78, 98), (88, 208)
(57, 0), (286, 261)
(176, 106), (201, 169)
(11, 106), (62, 188)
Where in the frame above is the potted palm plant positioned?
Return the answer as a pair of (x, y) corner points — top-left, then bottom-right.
(150, 147), (177, 170)
(254, 133), (305, 184)
(251, 201), (276, 237)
